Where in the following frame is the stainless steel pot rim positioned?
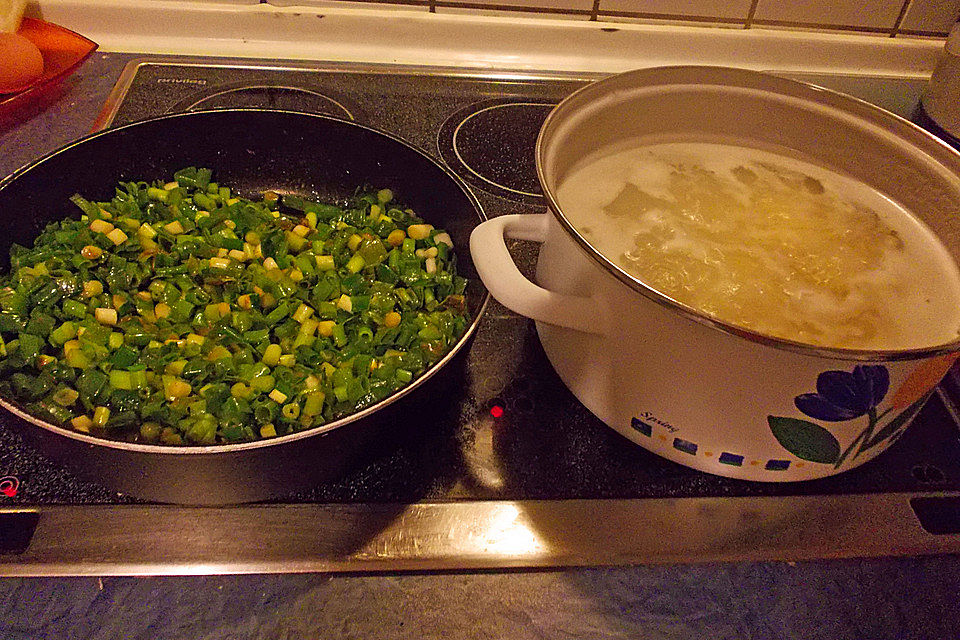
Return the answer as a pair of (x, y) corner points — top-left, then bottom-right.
(0, 108), (490, 454)
(536, 65), (960, 362)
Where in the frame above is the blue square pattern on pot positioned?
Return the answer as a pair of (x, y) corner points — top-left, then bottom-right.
(765, 459), (791, 471)
(672, 438), (698, 455)
(630, 417), (653, 437)
(719, 452), (744, 466)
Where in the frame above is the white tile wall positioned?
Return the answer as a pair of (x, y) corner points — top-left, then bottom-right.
(900, 0), (960, 33)
(598, 0), (751, 19)
(437, 0), (592, 12)
(753, 0), (905, 29)
(256, 0), (956, 36)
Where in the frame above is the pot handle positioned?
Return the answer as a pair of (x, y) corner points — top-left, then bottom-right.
(470, 214), (605, 335)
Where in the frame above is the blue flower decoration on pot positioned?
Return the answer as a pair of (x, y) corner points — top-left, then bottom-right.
(794, 365), (890, 422)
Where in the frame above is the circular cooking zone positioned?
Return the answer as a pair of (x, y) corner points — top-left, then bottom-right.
(168, 84), (358, 119)
(438, 99), (556, 204)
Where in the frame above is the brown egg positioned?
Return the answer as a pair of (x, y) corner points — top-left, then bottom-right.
(0, 31), (44, 93)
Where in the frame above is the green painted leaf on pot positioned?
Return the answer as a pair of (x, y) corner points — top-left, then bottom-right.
(865, 393), (932, 451)
(768, 416), (841, 464)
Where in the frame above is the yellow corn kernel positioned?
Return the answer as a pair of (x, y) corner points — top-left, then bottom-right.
(71, 415), (93, 433)
(262, 343), (282, 366)
(424, 246), (438, 258)
(154, 302), (171, 319)
(94, 307), (117, 326)
(260, 423), (277, 438)
(434, 231), (454, 247)
(112, 294), (126, 310)
(163, 220), (184, 235)
(268, 388), (288, 404)
(288, 269), (304, 283)
(386, 229), (406, 247)
(384, 311), (402, 328)
(347, 234), (362, 252)
(278, 354), (296, 368)
(89, 219), (115, 234)
(82, 280), (103, 297)
(136, 290), (152, 301)
(237, 294), (252, 310)
(81, 245), (103, 260)
(223, 219), (237, 229)
(92, 406), (111, 427)
(425, 257), (437, 274)
(292, 303), (314, 323)
(315, 255), (335, 271)
(163, 376), (192, 400)
(263, 257), (280, 271)
(209, 257), (231, 270)
(317, 320), (336, 337)
(187, 333), (206, 345)
(228, 249), (247, 262)
(138, 223), (157, 239)
(217, 248), (228, 258)
(292, 224), (310, 237)
(336, 294), (352, 313)
(407, 223), (433, 240)
(106, 228), (128, 246)
(217, 302), (230, 316)
(304, 375), (320, 389)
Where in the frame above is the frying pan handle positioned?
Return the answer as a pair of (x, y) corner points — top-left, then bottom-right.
(470, 214), (606, 335)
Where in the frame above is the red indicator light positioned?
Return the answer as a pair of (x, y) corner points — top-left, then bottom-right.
(490, 405), (504, 418)
(0, 476), (18, 498)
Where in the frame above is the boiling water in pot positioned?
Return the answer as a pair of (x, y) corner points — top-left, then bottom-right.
(557, 141), (960, 350)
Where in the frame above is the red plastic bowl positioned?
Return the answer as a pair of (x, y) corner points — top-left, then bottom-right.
(0, 18), (97, 117)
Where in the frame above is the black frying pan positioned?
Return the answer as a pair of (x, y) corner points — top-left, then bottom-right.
(0, 109), (488, 504)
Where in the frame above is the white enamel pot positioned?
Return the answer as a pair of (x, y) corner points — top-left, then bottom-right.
(470, 66), (960, 482)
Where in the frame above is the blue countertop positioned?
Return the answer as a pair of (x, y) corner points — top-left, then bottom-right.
(1, 53), (959, 640)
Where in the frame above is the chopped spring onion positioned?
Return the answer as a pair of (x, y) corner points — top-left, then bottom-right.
(0, 168), (469, 445)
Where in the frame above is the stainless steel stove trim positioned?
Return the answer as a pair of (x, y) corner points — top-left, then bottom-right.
(1, 492), (957, 576)
(91, 58), (608, 133)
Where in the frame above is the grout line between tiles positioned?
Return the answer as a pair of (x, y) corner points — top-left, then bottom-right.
(744, 0), (759, 29)
(432, 3), (592, 16)
(890, 0), (914, 38)
(594, 11), (745, 26)
(750, 19), (893, 35)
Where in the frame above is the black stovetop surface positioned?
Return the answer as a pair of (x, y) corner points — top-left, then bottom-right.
(2, 61), (959, 505)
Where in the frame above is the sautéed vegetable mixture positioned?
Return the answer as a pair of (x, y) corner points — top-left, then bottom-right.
(0, 168), (469, 445)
